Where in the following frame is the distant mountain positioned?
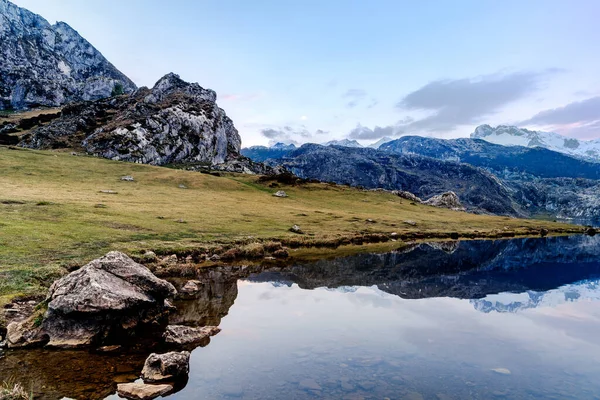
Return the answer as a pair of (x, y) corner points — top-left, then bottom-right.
(472, 125), (600, 162)
(368, 136), (394, 149)
(241, 142), (296, 162)
(380, 136), (600, 180)
(323, 139), (363, 148)
(0, 0), (136, 110)
(271, 143), (518, 215)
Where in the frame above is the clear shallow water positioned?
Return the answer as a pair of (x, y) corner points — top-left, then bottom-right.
(3, 235), (600, 399)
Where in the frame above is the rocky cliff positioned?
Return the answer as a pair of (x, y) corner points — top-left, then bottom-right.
(20, 73), (243, 166)
(0, 0), (136, 110)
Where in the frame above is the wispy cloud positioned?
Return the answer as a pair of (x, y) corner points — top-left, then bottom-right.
(260, 125), (327, 144)
(343, 88), (368, 108)
(520, 96), (600, 140)
(394, 70), (558, 133)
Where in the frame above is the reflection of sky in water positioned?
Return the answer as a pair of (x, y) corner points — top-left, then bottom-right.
(168, 280), (600, 400)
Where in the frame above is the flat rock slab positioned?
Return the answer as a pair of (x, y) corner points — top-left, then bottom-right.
(117, 382), (173, 400)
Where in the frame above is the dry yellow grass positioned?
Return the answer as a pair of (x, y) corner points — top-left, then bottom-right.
(0, 145), (581, 302)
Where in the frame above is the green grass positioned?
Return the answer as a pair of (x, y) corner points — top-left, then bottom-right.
(0, 145), (582, 303)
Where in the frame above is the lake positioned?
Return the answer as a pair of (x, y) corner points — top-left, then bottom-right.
(2, 235), (600, 399)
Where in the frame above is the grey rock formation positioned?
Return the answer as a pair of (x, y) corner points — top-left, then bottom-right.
(20, 73), (243, 166)
(423, 192), (465, 211)
(0, 0), (136, 110)
(6, 251), (176, 349)
(141, 351), (190, 383)
(117, 383), (173, 400)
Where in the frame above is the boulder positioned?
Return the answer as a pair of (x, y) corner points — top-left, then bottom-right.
(180, 280), (202, 295)
(6, 251), (177, 349)
(273, 190), (288, 198)
(141, 351), (190, 383)
(423, 192), (465, 211)
(117, 383), (173, 400)
(393, 190), (422, 203)
(163, 325), (221, 347)
(289, 225), (304, 234)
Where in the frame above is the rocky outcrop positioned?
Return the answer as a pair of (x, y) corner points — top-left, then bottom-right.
(423, 192), (465, 211)
(141, 351), (190, 383)
(20, 73), (243, 166)
(0, 0), (136, 110)
(6, 251), (176, 349)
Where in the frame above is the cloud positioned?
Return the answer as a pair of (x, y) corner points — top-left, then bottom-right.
(260, 125), (324, 143)
(343, 88), (367, 108)
(348, 124), (399, 140)
(520, 96), (600, 125)
(518, 96), (600, 140)
(395, 71), (555, 133)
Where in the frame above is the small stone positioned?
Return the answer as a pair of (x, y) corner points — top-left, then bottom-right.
(96, 345), (121, 353)
(390, 232), (398, 237)
(117, 383), (173, 400)
(358, 381), (376, 391)
(366, 218), (376, 223)
(403, 220), (417, 226)
(99, 190), (118, 194)
(299, 379), (322, 391)
(141, 351), (190, 383)
(178, 184), (187, 189)
(209, 254), (221, 261)
(491, 367), (512, 375)
(273, 190), (288, 198)
(121, 175), (134, 181)
(406, 392), (424, 400)
(176, 219), (187, 223)
(180, 280), (201, 294)
(289, 225), (304, 234)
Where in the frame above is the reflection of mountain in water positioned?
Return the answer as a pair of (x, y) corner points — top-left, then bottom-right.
(471, 279), (600, 313)
(248, 235), (600, 301)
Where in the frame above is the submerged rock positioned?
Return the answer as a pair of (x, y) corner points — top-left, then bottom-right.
(141, 351), (190, 383)
(117, 382), (173, 400)
(6, 251), (176, 349)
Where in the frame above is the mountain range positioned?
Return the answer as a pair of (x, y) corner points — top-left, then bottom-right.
(472, 124), (600, 162)
(0, 0), (135, 110)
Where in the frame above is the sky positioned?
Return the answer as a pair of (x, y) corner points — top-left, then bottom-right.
(11, 0), (600, 146)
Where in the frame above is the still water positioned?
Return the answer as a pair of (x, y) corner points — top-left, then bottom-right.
(4, 235), (600, 399)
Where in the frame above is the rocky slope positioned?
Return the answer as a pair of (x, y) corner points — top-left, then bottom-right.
(20, 73), (244, 166)
(472, 124), (600, 162)
(380, 136), (600, 221)
(268, 144), (519, 215)
(0, 0), (136, 110)
(380, 136), (600, 180)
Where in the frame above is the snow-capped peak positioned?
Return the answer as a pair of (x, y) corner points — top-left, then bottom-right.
(323, 139), (363, 148)
(472, 125), (600, 162)
(270, 142), (297, 150)
(368, 136), (394, 149)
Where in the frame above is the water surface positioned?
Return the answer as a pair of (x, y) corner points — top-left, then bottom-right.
(3, 235), (600, 399)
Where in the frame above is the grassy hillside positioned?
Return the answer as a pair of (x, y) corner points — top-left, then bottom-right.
(0, 145), (581, 304)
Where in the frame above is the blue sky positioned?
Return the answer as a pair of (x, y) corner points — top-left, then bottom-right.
(12, 0), (600, 146)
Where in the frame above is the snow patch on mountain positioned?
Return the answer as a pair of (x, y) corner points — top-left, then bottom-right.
(472, 125), (600, 162)
(323, 139), (363, 148)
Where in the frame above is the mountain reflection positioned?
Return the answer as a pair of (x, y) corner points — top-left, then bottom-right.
(248, 235), (600, 304)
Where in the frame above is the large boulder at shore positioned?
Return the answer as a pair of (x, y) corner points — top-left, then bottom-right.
(141, 351), (190, 383)
(6, 251), (177, 349)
